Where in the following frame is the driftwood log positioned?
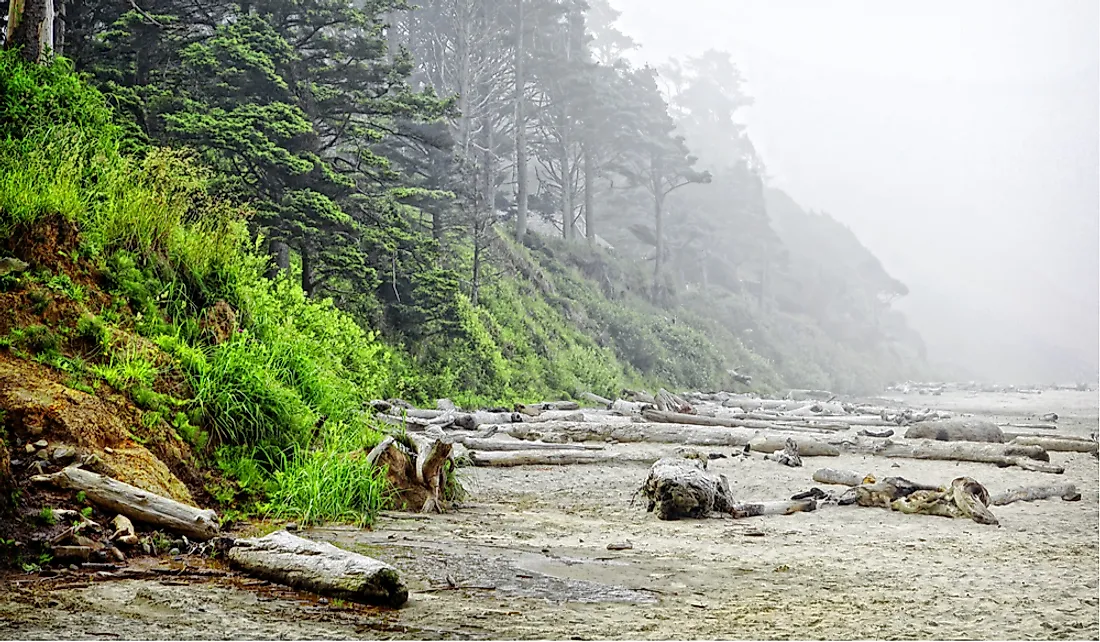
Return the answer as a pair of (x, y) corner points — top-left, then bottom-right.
(30, 466), (219, 541)
(856, 476), (999, 525)
(654, 388), (693, 414)
(459, 437), (603, 452)
(763, 438), (802, 467)
(989, 484), (1081, 506)
(580, 392), (612, 407)
(640, 456), (732, 520)
(730, 499), (816, 518)
(876, 440), (1063, 473)
(1009, 436), (1099, 454)
(904, 419), (1004, 443)
(785, 389), (834, 401)
(227, 531), (408, 607)
(812, 468), (869, 487)
(468, 450), (622, 467)
(642, 408), (837, 434)
(748, 435), (839, 457)
(499, 421), (836, 454)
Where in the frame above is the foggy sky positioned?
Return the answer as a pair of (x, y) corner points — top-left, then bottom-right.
(611, 0), (1100, 383)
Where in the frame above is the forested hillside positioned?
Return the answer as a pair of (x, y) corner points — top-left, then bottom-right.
(0, 0), (929, 526)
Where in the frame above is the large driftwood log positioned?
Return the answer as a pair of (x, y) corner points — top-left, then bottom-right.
(748, 435), (839, 457)
(640, 457), (733, 520)
(989, 484), (1081, 506)
(468, 450), (623, 467)
(227, 531), (407, 607)
(904, 419), (1004, 444)
(1009, 436), (1099, 454)
(855, 476), (998, 525)
(812, 468), (868, 486)
(722, 398), (792, 412)
(622, 389), (656, 404)
(499, 420), (832, 451)
(30, 466), (219, 540)
(876, 440), (1059, 472)
(730, 499), (816, 518)
(460, 437), (604, 452)
(611, 399), (652, 415)
(785, 389), (834, 401)
(655, 388), (693, 414)
(580, 392), (612, 407)
(642, 408), (837, 433)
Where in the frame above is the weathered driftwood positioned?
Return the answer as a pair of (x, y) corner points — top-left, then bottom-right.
(622, 389), (656, 404)
(748, 435), (839, 457)
(640, 456), (733, 520)
(989, 484), (1081, 506)
(877, 439), (1051, 465)
(655, 388), (693, 414)
(1009, 436), (1099, 454)
(892, 478), (999, 525)
(580, 391), (612, 407)
(763, 438), (802, 467)
(730, 499), (816, 518)
(365, 433), (453, 513)
(469, 450), (622, 467)
(1000, 423), (1058, 431)
(500, 420), (829, 450)
(459, 437), (603, 452)
(904, 419), (1004, 444)
(611, 399), (652, 415)
(812, 468), (868, 487)
(227, 531), (407, 607)
(642, 408), (835, 434)
(722, 398), (792, 412)
(785, 389), (834, 401)
(31, 467), (219, 541)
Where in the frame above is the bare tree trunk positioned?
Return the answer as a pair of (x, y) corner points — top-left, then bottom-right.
(584, 145), (595, 245)
(513, 0), (528, 242)
(653, 182), (664, 288)
(6, 0), (54, 63)
(265, 239), (290, 280)
(300, 244), (315, 297)
(53, 0), (65, 56)
(560, 135), (573, 241)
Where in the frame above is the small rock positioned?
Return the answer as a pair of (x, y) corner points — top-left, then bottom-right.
(33, 440), (48, 449)
(285, 522), (299, 532)
(28, 425), (43, 437)
(169, 547), (181, 556)
(107, 546), (126, 563)
(68, 564), (78, 571)
(103, 447), (114, 454)
(73, 535), (99, 549)
(141, 540), (153, 556)
(606, 541), (633, 551)
(52, 446), (77, 463)
(24, 443), (36, 454)
(36, 449), (50, 460)
(9, 459), (21, 467)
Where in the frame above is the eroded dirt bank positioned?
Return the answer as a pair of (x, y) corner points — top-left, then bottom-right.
(2, 390), (1098, 640)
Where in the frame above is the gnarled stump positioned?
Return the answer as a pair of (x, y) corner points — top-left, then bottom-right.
(640, 456), (733, 520)
(366, 432), (453, 513)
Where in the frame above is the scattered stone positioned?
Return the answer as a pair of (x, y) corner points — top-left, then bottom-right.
(103, 447), (114, 454)
(28, 425), (43, 437)
(52, 545), (92, 562)
(606, 541), (633, 551)
(140, 539), (153, 556)
(9, 459), (21, 467)
(36, 449), (50, 460)
(24, 443), (36, 454)
(285, 522), (299, 532)
(73, 534), (99, 549)
(52, 446), (77, 463)
(111, 515), (138, 546)
(1040, 412), (1058, 422)
(169, 547), (181, 556)
(107, 546), (126, 563)
(33, 440), (48, 449)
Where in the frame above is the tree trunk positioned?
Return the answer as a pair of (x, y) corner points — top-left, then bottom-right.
(989, 484), (1081, 506)
(584, 144), (595, 245)
(730, 499), (816, 519)
(265, 239), (290, 280)
(513, 0), (528, 242)
(6, 0), (54, 63)
(501, 420), (830, 451)
(641, 408), (837, 435)
(877, 440), (1063, 473)
(1009, 435), (1098, 454)
(30, 466), (220, 541)
(812, 468), (869, 487)
(460, 437), (603, 452)
(53, 0), (65, 56)
(227, 531), (408, 607)
(300, 244), (315, 297)
(641, 456), (733, 520)
(469, 449), (621, 467)
(653, 185), (664, 286)
(905, 419), (1004, 444)
(560, 136), (573, 241)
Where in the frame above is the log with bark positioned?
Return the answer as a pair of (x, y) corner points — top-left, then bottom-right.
(904, 419), (1004, 443)
(227, 531), (408, 607)
(1008, 436), (1099, 454)
(989, 484), (1081, 506)
(876, 439), (1063, 473)
(365, 431), (453, 513)
(30, 466), (219, 541)
(468, 450), (624, 467)
(639, 456), (733, 520)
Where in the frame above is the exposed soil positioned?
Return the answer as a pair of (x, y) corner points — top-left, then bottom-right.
(1, 390), (1098, 640)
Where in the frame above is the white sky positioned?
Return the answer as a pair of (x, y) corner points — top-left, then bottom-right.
(611, 0), (1100, 381)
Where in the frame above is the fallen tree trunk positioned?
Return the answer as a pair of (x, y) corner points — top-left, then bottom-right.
(30, 467), (219, 541)
(460, 437), (604, 452)
(1000, 423), (1058, 431)
(468, 450), (623, 467)
(989, 484), (1081, 506)
(721, 398), (792, 412)
(748, 435), (839, 457)
(1009, 436), (1099, 454)
(904, 419), (1005, 444)
(499, 420), (821, 449)
(227, 531), (407, 607)
(580, 392), (612, 407)
(812, 468), (869, 487)
(730, 499), (816, 518)
(785, 389), (834, 401)
(611, 399), (652, 415)
(876, 440), (1062, 473)
(888, 477), (1000, 525)
(643, 408), (838, 433)
(655, 388), (693, 414)
(640, 456), (733, 520)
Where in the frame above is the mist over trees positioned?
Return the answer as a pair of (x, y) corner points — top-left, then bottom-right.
(5, 0), (935, 394)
